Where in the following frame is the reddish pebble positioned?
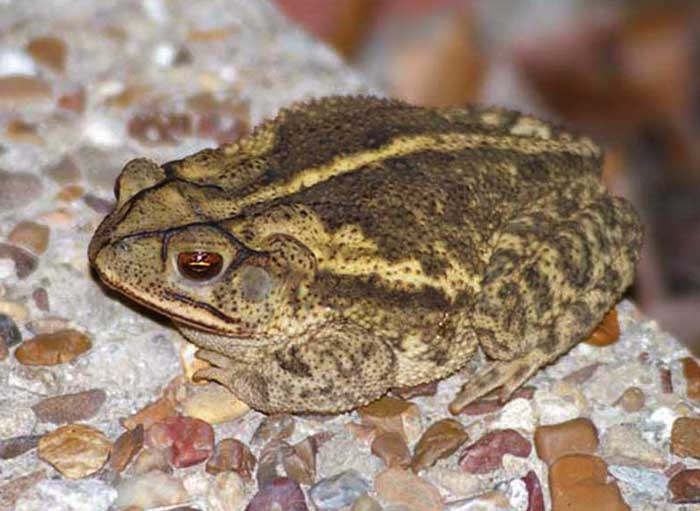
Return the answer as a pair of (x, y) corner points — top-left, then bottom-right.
(459, 429), (531, 474)
(32, 388), (106, 424)
(206, 438), (256, 480)
(245, 477), (308, 511)
(523, 470), (545, 511)
(57, 86), (86, 113)
(669, 469), (700, 503)
(15, 329), (92, 365)
(0, 435), (41, 459)
(145, 415), (214, 468)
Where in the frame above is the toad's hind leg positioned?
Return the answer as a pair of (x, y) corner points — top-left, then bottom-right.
(450, 188), (642, 414)
(194, 321), (397, 414)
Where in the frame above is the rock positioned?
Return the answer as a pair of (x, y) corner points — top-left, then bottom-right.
(659, 366), (673, 393)
(37, 423), (112, 478)
(534, 417), (599, 465)
(182, 384), (250, 424)
(31, 388), (106, 424)
(0, 75), (51, 104)
(358, 396), (422, 443)
(669, 469), (700, 503)
(110, 425), (144, 472)
(25, 317), (71, 335)
(671, 417), (700, 459)
(58, 86), (86, 113)
(130, 447), (172, 475)
(0, 313), (22, 347)
(128, 110), (193, 145)
(8, 221), (50, 254)
(607, 465), (668, 499)
(423, 466), (483, 497)
(56, 184), (85, 202)
(492, 397), (536, 432)
(207, 472), (248, 511)
(0, 434), (40, 459)
(246, 477), (308, 511)
(460, 386), (536, 416)
(309, 470), (370, 510)
(257, 440), (288, 488)
(602, 424), (667, 468)
(32, 287), (50, 311)
(0, 169), (43, 209)
(614, 386), (645, 412)
(0, 243), (38, 279)
(459, 429), (531, 474)
(283, 434), (329, 486)
(522, 470), (545, 511)
(15, 329), (92, 365)
(375, 468), (443, 511)
(443, 491), (511, 510)
(206, 438), (256, 480)
(145, 415), (215, 468)
(583, 307), (620, 346)
(45, 155), (81, 184)
(351, 495), (382, 511)
(549, 454), (630, 511)
(533, 389), (582, 426)
(121, 397), (176, 430)
(0, 470), (47, 511)
(14, 478), (116, 511)
(412, 418), (468, 472)
(25, 36), (68, 72)
(114, 470), (189, 509)
(682, 358), (700, 400)
(372, 431), (411, 469)
(252, 414), (295, 446)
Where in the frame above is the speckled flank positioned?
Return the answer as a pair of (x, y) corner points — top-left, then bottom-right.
(89, 95), (643, 413)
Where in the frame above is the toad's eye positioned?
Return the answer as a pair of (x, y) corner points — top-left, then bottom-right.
(177, 251), (224, 281)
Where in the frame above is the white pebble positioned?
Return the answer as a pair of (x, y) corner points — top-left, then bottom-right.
(0, 49), (36, 75)
(493, 398), (535, 433)
(113, 470), (189, 509)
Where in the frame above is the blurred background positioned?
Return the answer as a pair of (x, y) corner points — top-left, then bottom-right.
(274, 0), (700, 352)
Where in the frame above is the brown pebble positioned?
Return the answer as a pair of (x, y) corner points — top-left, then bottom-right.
(660, 366), (674, 393)
(672, 417), (700, 459)
(251, 414), (295, 446)
(282, 434), (328, 485)
(32, 288), (50, 312)
(45, 156), (81, 184)
(0, 170), (43, 209)
(683, 357), (700, 400)
(375, 467), (444, 511)
(584, 308), (620, 346)
(563, 363), (602, 385)
(130, 447), (172, 475)
(32, 389), (106, 424)
(412, 418), (468, 472)
(83, 193), (115, 214)
(127, 111), (192, 145)
(669, 469), (700, 503)
(0, 434), (41, 459)
(58, 86), (86, 113)
(372, 431), (411, 469)
(0, 242), (38, 279)
(6, 119), (42, 144)
(15, 329), (92, 366)
(358, 396), (422, 443)
(110, 425), (144, 472)
(26, 36), (67, 72)
(0, 470), (47, 511)
(549, 454), (630, 511)
(56, 184), (85, 202)
(38, 423), (111, 479)
(614, 387), (645, 412)
(0, 75), (51, 104)
(534, 417), (599, 465)
(206, 438), (256, 480)
(120, 397), (176, 431)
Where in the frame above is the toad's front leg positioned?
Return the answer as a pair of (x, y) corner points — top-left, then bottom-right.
(194, 321), (397, 414)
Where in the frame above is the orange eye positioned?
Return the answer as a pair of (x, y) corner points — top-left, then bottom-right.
(177, 252), (224, 281)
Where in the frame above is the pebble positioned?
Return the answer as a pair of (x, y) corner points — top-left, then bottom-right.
(375, 468), (443, 511)
(182, 384), (250, 424)
(309, 470), (370, 510)
(0, 312), (22, 347)
(246, 477), (309, 511)
(459, 386), (535, 416)
(8, 221), (50, 254)
(0, 470), (47, 511)
(607, 465), (668, 498)
(423, 467), (483, 497)
(121, 396), (176, 431)
(130, 446), (172, 475)
(668, 469), (700, 503)
(127, 110), (193, 145)
(682, 357), (700, 400)
(492, 397), (536, 432)
(32, 287), (50, 311)
(533, 389), (582, 425)
(0, 75), (51, 104)
(252, 414), (295, 446)
(37, 423), (112, 478)
(25, 36), (68, 72)
(549, 454), (630, 511)
(671, 417), (700, 459)
(207, 472), (247, 511)
(614, 386), (645, 412)
(583, 308), (620, 346)
(283, 434), (328, 485)
(83, 193), (115, 214)
(534, 417), (599, 465)
(411, 418), (468, 472)
(659, 366), (674, 393)
(0, 300), (29, 323)
(459, 429), (531, 474)
(206, 438), (256, 480)
(0, 242), (38, 278)
(15, 329), (92, 365)
(110, 425), (144, 472)
(602, 424), (666, 468)
(562, 363), (601, 385)
(6, 118), (42, 144)
(358, 396), (422, 443)
(522, 470), (545, 511)
(443, 491), (511, 511)
(257, 440), (288, 487)
(113, 470), (189, 509)
(56, 184), (85, 202)
(25, 316), (71, 335)
(31, 388), (106, 424)
(45, 155), (82, 184)
(15, 478), (117, 511)
(58, 86), (86, 113)
(0, 434), (40, 459)
(145, 415), (215, 468)
(351, 495), (382, 511)
(372, 431), (411, 469)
